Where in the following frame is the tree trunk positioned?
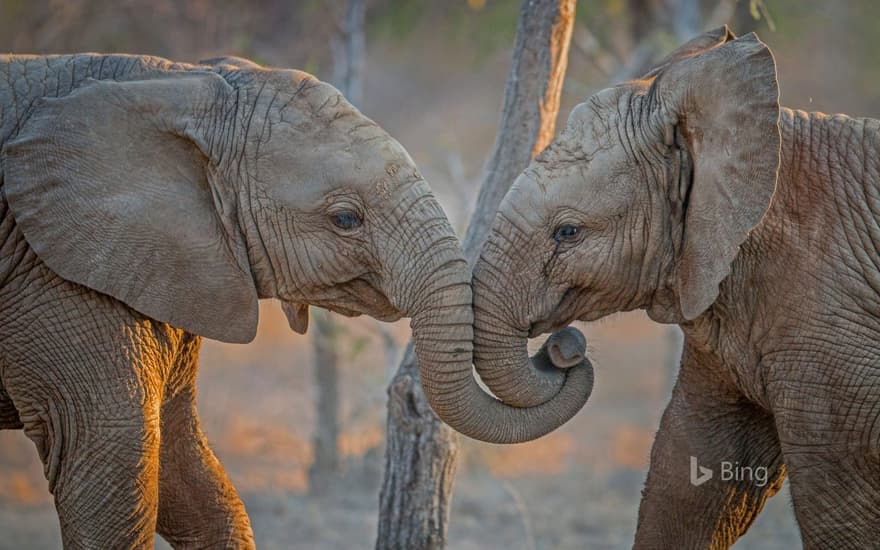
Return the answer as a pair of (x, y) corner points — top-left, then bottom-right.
(309, 309), (341, 495)
(309, 0), (366, 496)
(461, 0), (576, 264)
(376, 1), (575, 548)
(330, 0), (366, 109)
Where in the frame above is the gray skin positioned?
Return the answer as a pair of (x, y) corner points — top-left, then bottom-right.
(0, 53), (575, 549)
(470, 27), (880, 548)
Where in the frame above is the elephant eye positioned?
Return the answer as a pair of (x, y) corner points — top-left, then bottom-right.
(331, 211), (362, 231)
(553, 224), (580, 242)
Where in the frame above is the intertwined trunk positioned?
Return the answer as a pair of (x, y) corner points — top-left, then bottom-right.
(376, 1), (576, 548)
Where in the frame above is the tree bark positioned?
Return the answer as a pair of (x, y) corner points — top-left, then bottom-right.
(461, 0), (575, 264)
(376, 1), (575, 548)
(309, 0), (366, 496)
(309, 309), (341, 495)
(330, 0), (366, 109)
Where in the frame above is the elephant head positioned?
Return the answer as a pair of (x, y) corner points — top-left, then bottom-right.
(0, 58), (477, 425)
(468, 27), (781, 441)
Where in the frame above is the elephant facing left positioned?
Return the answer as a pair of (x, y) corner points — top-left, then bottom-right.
(0, 54), (474, 549)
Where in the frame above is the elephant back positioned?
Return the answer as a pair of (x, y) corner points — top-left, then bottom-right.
(0, 53), (195, 147)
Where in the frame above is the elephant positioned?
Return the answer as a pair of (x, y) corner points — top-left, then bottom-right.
(0, 53), (492, 549)
(464, 26), (880, 548)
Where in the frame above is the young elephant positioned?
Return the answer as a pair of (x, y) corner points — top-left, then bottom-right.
(0, 54), (478, 549)
(468, 27), (880, 548)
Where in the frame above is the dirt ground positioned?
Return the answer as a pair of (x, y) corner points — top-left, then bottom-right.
(0, 309), (801, 549)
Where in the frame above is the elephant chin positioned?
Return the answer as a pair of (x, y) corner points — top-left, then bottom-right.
(283, 276), (403, 328)
(528, 288), (586, 337)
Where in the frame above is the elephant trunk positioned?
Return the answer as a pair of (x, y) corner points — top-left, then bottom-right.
(457, 251), (595, 441)
(405, 235), (593, 445)
(389, 186), (591, 444)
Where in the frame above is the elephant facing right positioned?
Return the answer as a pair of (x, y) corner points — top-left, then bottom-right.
(454, 26), (880, 549)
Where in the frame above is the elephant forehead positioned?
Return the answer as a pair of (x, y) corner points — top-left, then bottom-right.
(521, 155), (589, 201)
(567, 87), (623, 129)
(331, 127), (424, 201)
(501, 174), (555, 226)
(259, 138), (421, 206)
(556, 89), (623, 155)
(325, 131), (421, 191)
(256, 73), (423, 202)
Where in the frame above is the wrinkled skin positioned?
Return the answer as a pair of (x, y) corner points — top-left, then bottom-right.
(471, 27), (880, 548)
(0, 54), (479, 549)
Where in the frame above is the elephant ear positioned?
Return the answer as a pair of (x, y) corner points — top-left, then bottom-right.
(652, 32), (781, 320)
(2, 73), (260, 343)
(642, 25), (736, 79)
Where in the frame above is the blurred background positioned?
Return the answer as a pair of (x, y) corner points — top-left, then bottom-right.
(0, 1), (877, 548)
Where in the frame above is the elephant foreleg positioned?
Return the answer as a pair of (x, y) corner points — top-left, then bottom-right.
(15, 383), (162, 550)
(781, 444), (880, 549)
(156, 339), (254, 550)
(633, 344), (785, 550)
(772, 363), (880, 549)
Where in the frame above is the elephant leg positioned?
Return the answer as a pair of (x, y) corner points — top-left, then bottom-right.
(156, 342), (254, 549)
(780, 446), (880, 549)
(772, 372), (880, 549)
(14, 378), (162, 549)
(0, 279), (182, 548)
(633, 345), (786, 549)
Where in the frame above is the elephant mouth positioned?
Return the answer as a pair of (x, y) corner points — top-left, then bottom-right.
(316, 276), (403, 322)
(528, 287), (583, 338)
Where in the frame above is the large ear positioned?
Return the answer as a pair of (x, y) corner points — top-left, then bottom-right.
(651, 32), (781, 320)
(2, 73), (260, 343)
(641, 25), (737, 79)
